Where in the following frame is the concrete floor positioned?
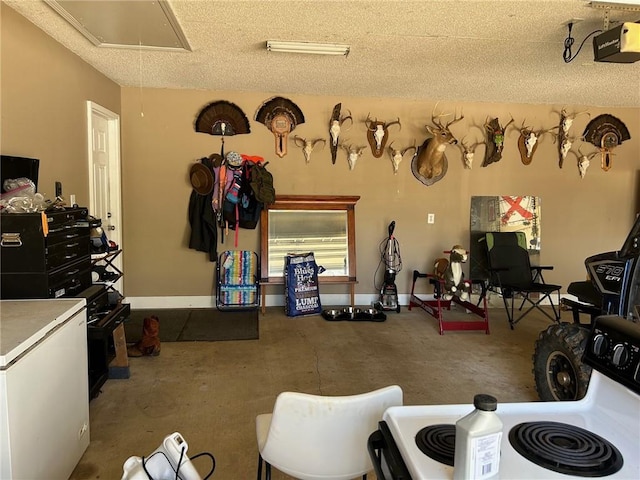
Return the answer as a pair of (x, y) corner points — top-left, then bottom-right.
(70, 304), (556, 480)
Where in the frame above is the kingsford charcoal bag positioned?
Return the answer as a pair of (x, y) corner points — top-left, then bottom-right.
(284, 252), (322, 317)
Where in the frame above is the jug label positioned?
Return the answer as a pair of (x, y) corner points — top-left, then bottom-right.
(472, 432), (502, 479)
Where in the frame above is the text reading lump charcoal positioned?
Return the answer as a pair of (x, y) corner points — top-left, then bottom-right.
(284, 252), (322, 317)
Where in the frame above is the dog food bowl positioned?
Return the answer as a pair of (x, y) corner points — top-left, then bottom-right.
(321, 307), (386, 321)
(322, 308), (351, 321)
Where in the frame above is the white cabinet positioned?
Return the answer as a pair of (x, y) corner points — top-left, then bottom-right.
(1, 298), (89, 479)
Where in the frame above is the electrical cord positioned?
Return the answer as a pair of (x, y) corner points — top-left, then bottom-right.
(373, 256), (384, 291)
(563, 22), (602, 63)
(138, 447), (216, 480)
(141, 451), (171, 479)
(380, 237), (403, 273)
(177, 447), (187, 480)
(190, 452), (216, 479)
(373, 236), (402, 291)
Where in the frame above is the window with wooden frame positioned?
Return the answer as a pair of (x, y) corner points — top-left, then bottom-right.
(260, 195), (359, 285)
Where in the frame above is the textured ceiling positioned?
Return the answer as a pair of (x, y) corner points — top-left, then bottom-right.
(6, 0), (640, 107)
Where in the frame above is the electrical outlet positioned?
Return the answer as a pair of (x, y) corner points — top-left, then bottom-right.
(427, 213), (435, 224)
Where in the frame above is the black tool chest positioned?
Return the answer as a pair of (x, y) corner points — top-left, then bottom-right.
(80, 285), (131, 398)
(0, 207), (92, 299)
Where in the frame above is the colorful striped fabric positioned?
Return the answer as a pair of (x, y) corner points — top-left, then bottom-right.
(218, 250), (258, 307)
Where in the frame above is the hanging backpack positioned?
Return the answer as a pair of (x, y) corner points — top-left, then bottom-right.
(250, 162), (275, 205)
(238, 161), (263, 229)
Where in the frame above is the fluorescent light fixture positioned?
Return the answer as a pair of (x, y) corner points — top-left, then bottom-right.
(266, 40), (350, 56)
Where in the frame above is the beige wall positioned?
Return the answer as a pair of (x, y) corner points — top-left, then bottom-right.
(3, 4), (639, 302)
(1, 4), (121, 204)
(120, 87), (639, 299)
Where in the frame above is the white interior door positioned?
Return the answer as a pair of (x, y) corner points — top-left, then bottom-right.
(86, 102), (123, 294)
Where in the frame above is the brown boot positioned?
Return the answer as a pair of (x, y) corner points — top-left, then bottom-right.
(127, 315), (161, 357)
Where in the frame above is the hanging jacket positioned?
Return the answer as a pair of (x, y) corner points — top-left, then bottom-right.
(188, 157), (218, 261)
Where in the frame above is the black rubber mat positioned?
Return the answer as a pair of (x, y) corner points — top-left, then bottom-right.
(125, 308), (259, 342)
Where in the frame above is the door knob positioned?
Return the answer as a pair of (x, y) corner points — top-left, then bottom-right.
(107, 225), (116, 231)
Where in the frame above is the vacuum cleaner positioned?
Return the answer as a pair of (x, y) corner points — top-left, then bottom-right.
(374, 221), (402, 313)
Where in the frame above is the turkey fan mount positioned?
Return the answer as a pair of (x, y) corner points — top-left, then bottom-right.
(194, 101), (251, 137)
(582, 114), (631, 171)
(255, 96), (305, 157)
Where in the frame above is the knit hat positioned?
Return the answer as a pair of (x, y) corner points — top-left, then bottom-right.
(226, 151), (243, 168)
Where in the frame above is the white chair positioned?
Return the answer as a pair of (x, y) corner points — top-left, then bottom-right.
(255, 385), (403, 480)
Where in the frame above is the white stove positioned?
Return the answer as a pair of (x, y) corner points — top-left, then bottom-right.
(369, 315), (640, 479)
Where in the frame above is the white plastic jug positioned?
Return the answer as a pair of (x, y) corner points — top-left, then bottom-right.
(453, 394), (503, 480)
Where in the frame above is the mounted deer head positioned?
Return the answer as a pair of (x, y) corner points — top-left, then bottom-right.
(414, 105), (464, 181)
(457, 136), (482, 169)
(482, 115), (514, 167)
(365, 114), (401, 158)
(387, 141), (416, 174)
(293, 135), (326, 163)
(329, 103), (353, 164)
(516, 121), (553, 165)
(554, 107), (590, 168)
(340, 143), (366, 170)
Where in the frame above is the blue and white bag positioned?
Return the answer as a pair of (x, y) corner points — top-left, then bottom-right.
(284, 252), (322, 317)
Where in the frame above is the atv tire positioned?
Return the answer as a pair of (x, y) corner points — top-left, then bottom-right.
(533, 322), (592, 401)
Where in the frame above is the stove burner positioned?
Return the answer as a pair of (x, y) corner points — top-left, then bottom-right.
(415, 424), (455, 466)
(509, 421), (623, 477)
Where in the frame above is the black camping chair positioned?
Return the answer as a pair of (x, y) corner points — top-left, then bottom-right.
(483, 231), (561, 329)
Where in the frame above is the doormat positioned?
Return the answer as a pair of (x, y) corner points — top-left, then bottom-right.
(125, 308), (259, 342)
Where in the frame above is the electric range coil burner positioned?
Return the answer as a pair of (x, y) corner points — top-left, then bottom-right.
(415, 424), (455, 466)
(509, 421), (623, 477)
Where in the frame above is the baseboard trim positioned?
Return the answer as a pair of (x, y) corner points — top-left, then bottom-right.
(126, 294), (405, 310)
(125, 293), (575, 310)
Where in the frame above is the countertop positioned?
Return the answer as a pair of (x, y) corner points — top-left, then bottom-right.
(0, 298), (86, 367)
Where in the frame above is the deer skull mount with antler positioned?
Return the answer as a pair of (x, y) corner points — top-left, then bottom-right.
(293, 135), (326, 163)
(482, 116), (514, 167)
(340, 143), (366, 170)
(365, 114), (401, 158)
(570, 143), (599, 179)
(516, 121), (553, 165)
(457, 136), (483, 170)
(554, 107), (590, 168)
(387, 141), (416, 174)
(412, 105), (464, 185)
(555, 134), (578, 169)
(329, 103), (353, 164)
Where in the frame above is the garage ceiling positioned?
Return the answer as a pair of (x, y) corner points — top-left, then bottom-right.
(5, 0), (640, 107)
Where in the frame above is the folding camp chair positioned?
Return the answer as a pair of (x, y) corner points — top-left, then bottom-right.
(483, 232), (561, 329)
(216, 250), (260, 311)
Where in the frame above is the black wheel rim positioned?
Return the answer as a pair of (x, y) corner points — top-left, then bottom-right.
(546, 350), (579, 400)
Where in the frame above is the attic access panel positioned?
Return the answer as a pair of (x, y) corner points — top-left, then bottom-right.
(45, 0), (191, 51)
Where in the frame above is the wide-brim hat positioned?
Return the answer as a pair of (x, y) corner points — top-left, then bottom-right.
(189, 162), (214, 195)
(209, 153), (224, 168)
